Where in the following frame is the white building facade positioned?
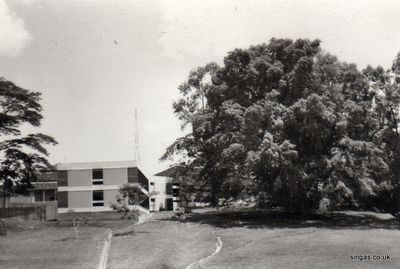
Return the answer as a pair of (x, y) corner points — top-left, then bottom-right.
(149, 173), (180, 212)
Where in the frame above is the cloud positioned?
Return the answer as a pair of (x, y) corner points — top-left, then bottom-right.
(0, 0), (32, 57)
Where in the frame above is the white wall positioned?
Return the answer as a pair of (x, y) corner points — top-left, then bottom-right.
(149, 175), (178, 211)
(68, 190), (92, 208)
(103, 168), (128, 185)
(67, 170), (92, 186)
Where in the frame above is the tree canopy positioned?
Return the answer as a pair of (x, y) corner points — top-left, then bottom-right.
(0, 78), (57, 198)
(163, 38), (400, 214)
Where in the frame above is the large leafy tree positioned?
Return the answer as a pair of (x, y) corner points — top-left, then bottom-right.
(0, 78), (57, 205)
(164, 38), (399, 214)
(361, 57), (400, 213)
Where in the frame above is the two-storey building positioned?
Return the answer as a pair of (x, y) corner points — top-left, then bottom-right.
(149, 167), (180, 211)
(53, 160), (149, 213)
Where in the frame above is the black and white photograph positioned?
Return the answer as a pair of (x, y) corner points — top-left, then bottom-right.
(1, 0), (400, 268)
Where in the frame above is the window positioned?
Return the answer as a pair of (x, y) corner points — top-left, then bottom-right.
(57, 192), (68, 208)
(166, 183), (173, 195)
(92, 169), (103, 185)
(149, 182), (155, 192)
(172, 188), (180, 197)
(151, 198), (155, 202)
(166, 198), (173, 210)
(34, 190), (43, 202)
(92, 190), (104, 207)
(92, 169), (103, 179)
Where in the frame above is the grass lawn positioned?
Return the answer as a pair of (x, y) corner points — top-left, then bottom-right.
(107, 212), (216, 269)
(2, 210), (400, 269)
(187, 210), (400, 269)
(206, 227), (399, 269)
(108, 210), (400, 269)
(0, 213), (129, 269)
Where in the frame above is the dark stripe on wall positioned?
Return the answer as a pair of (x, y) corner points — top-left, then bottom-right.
(57, 170), (68, 187)
(57, 191), (68, 208)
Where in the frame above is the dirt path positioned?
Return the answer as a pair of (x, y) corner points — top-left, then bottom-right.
(185, 231), (223, 269)
(99, 213), (154, 269)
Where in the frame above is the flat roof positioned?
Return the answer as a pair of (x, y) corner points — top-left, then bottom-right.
(56, 160), (137, 170)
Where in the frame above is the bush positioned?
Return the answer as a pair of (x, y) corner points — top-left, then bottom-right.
(0, 220), (7, 236)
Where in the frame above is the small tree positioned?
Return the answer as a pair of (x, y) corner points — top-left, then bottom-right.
(0, 220), (6, 235)
(111, 183), (148, 234)
(68, 210), (88, 239)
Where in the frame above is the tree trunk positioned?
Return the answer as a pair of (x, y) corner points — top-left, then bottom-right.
(2, 187), (6, 210)
(210, 189), (219, 207)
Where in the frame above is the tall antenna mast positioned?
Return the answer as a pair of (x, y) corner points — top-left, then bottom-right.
(134, 107), (141, 164)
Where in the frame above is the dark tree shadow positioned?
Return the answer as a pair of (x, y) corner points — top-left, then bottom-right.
(162, 209), (400, 230)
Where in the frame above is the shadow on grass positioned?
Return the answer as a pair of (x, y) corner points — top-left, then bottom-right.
(47, 220), (133, 229)
(163, 209), (400, 230)
(54, 236), (90, 241)
(159, 263), (175, 269)
(113, 231), (150, 237)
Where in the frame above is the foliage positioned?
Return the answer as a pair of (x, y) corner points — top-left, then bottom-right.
(163, 38), (400, 214)
(172, 207), (187, 221)
(111, 183), (147, 220)
(0, 78), (57, 204)
(362, 57), (400, 213)
(0, 220), (6, 235)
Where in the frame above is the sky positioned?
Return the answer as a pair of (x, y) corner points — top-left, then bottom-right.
(1, 0), (400, 176)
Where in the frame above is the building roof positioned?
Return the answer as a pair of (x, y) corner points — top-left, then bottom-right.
(154, 166), (183, 177)
(154, 166), (175, 177)
(56, 160), (137, 170)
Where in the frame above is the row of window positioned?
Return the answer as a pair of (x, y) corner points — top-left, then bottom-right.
(57, 190), (104, 208)
(34, 190), (56, 202)
(149, 182), (179, 196)
(59, 167), (140, 187)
